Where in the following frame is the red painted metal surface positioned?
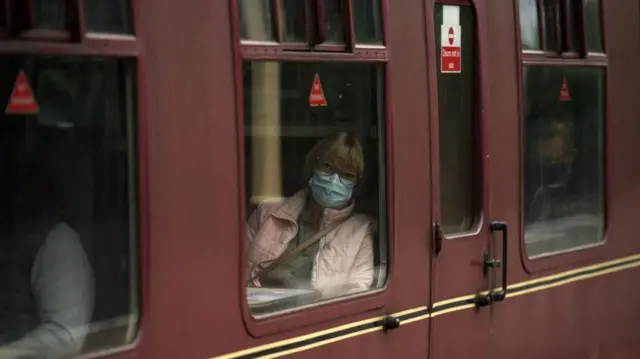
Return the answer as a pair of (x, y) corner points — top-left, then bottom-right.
(1, 0), (639, 358)
(427, 1), (491, 358)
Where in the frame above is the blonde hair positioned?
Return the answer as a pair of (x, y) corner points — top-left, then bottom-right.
(302, 132), (365, 182)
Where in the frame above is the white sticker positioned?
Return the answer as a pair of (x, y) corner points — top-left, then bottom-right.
(442, 5), (460, 26)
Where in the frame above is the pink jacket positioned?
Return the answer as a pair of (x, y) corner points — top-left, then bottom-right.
(246, 190), (375, 298)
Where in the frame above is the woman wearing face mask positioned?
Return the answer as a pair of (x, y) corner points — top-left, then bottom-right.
(245, 132), (375, 299)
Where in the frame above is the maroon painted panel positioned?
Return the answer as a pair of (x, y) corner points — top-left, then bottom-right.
(488, 0), (640, 358)
(2, 0), (637, 357)
(427, 1), (493, 358)
(137, 0), (433, 357)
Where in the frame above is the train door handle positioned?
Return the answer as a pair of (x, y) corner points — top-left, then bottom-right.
(474, 221), (508, 307)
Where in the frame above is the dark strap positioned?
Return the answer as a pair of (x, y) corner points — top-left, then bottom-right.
(250, 218), (349, 284)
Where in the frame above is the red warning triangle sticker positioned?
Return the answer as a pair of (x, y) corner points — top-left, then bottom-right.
(6, 70), (39, 115)
(559, 76), (571, 102)
(309, 74), (327, 107)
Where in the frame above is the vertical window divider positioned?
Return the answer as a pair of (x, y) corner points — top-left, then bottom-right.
(74, 0), (86, 41)
(574, 0), (588, 57)
(304, 0), (315, 46)
(314, 0), (326, 45)
(343, 0), (355, 51)
(536, 0), (546, 50)
(560, 0), (571, 52)
(0, 0), (7, 38)
(552, 0), (562, 54)
(272, 0), (283, 43)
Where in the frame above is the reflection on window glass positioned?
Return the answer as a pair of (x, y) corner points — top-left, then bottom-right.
(584, 0), (603, 52)
(0, 4), (7, 29)
(85, 0), (133, 34)
(0, 56), (139, 357)
(561, 0), (580, 52)
(523, 66), (605, 257)
(542, 0), (559, 51)
(324, 0), (345, 43)
(239, 0), (275, 41)
(353, 0), (383, 44)
(34, 0), (67, 30)
(518, 0), (540, 50)
(242, 61), (387, 315)
(434, 5), (478, 234)
(280, 0), (306, 42)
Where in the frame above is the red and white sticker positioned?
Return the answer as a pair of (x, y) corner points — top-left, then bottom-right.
(309, 74), (328, 107)
(559, 76), (571, 101)
(441, 5), (461, 74)
(5, 70), (39, 115)
(441, 25), (461, 73)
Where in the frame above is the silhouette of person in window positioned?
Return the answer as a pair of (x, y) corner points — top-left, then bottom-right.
(525, 107), (602, 246)
(526, 110), (578, 223)
(0, 117), (94, 359)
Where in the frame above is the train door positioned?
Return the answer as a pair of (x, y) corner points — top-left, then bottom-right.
(426, 0), (509, 358)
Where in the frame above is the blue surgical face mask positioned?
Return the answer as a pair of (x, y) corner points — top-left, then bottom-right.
(308, 170), (355, 208)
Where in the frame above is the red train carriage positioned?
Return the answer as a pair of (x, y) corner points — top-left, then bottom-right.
(0, 0), (638, 358)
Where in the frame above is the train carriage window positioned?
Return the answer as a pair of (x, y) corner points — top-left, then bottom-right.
(84, 0), (134, 34)
(353, 0), (384, 44)
(239, 0), (276, 42)
(236, 0), (388, 318)
(323, 0), (346, 44)
(280, 0), (306, 42)
(239, 0), (385, 46)
(518, 0), (604, 54)
(34, 0), (67, 30)
(583, 0), (603, 52)
(541, 0), (561, 52)
(0, 57), (139, 357)
(522, 67), (605, 257)
(243, 62), (387, 315)
(434, 4), (479, 234)
(519, 0), (540, 50)
(518, 0), (607, 259)
(0, 1), (5, 32)
(10, 0), (74, 39)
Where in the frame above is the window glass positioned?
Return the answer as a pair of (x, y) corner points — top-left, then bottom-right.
(323, 0), (345, 44)
(0, 56), (139, 356)
(523, 66), (605, 257)
(34, 0), (67, 30)
(584, 0), (603, 52)
(280, 0), (307, 42)
(242, 61), (387, 316)
(542, 0), (559, 52)
(239, 0), (275, 41)
(434, 4), (478, 234)
(518, 0), (540, 50)
(561, 0), (580, 52)
(0, 2), (7, 30)
(85, 0), (133, 34)
(353, 0), (383, 44)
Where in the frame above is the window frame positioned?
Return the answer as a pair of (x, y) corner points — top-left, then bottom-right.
(515, 0), (609, 273)
(0, 0), (138, 55)
(0, 0), (145, 355)
(232, 0), (394, 338)
(429, 0), (485, 240)
(238, 0), (387, 58)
